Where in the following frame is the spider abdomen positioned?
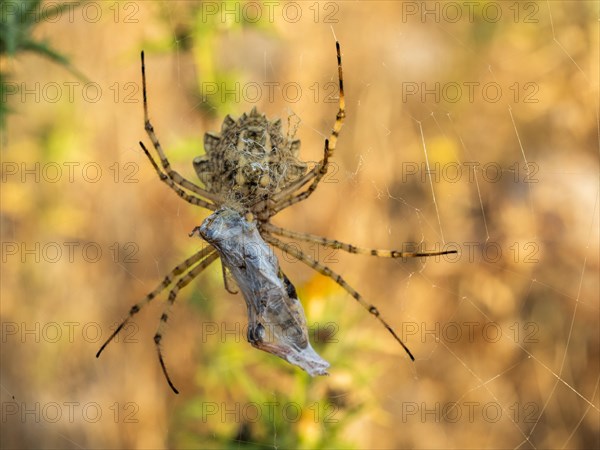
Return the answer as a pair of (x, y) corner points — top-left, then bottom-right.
(193, 107), (307, 210)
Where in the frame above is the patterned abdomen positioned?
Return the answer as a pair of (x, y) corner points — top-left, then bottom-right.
(193, 107), (307, 208)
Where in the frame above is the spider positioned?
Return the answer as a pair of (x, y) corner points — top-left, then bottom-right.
(97, 42), (457, 393)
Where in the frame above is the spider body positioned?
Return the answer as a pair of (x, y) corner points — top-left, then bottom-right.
(96, 42), (457, 394)
(193, 108), (307, 217)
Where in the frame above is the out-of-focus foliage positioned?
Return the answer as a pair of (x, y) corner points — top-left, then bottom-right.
(0, 0), (88, 127)
(141, 0), (276, 118)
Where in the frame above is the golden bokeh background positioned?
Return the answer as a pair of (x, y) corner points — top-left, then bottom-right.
(1, 1), (598, 448)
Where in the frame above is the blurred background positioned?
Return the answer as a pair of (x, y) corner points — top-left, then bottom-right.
(1, 1), (598, 448)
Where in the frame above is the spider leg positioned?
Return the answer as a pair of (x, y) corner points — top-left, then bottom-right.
(271, 139), (332, 214)
(139, 142), (216, 209)
(270, 41), (345, 208)
(96, 246), (215, 358)
(221, 261), (239, 294)
(262, 233), (415, 361)
(261, 223), (458, 259)
(141, 51), (221, 207)
(154, 250), (220, 394)
(270, 140), (329, 203)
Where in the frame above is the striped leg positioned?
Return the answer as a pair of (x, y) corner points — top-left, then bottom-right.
(270, 140), (329, 204)
(261, 223), (458, 259)
(262, 233), (415, 361)
(141, 51), (220, 206)
(271, 139), (332, 214)
(96, 246), (215, 358)
(139, 142), (216, 209)
(271, 42), (345, 208)
(154, 251), (220, 394)
(221, 262), (239, 294)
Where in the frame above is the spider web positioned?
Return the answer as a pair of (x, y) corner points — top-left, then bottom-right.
(144, 2), (598, 449)
(359, 4), (597, 448)
(3, 2), (596, 449)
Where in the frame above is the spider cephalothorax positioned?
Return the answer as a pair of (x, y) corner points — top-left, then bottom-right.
(193, 107), (307, 213)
